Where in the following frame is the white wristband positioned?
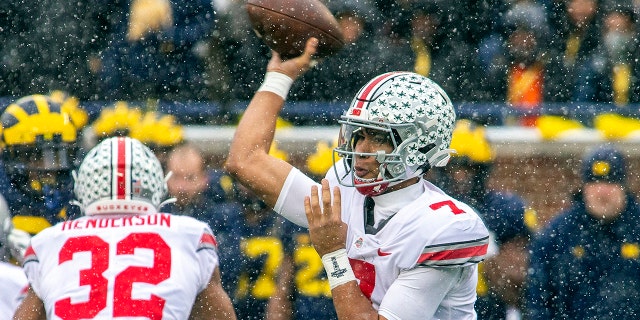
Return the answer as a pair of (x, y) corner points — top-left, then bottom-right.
(321, 248), (357, 289)
(257, 71), (294, 100)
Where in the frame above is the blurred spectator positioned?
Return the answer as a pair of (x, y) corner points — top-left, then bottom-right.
(164, 143), (239, 273)
(0, 0), (112, 99)
(575, 5), (640, 104)
(99, 0), (214, 101)
(290, 0), (391, 102)
(267, 222), (337, 320)
(527, 144), (640, 319)
(165, 143), (235, 219)
(217, 184), (295, 320)
(405, 0), (483, 102)
(433, 119), (537, 319)
(477, 0), (551, 126)
(544, 0), (603, 102)
(213, 0), (271, 101)
(266, 141), (340, 320)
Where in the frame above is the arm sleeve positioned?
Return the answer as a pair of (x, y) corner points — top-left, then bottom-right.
(273, 168), (320, 228)
(378, 266), (477, 320)
(196, 225), (220, 292)
(21, 242), (43, 296)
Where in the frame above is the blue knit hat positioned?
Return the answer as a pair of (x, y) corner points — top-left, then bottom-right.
(581, 144), (626, 184)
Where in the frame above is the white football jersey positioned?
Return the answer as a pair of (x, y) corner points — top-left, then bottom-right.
(0, 261), (28, 320)
(22, 213), (219, 319)
(276, 164), (489, 318)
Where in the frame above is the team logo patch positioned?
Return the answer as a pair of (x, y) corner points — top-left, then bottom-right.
(592, 161), (610, 177)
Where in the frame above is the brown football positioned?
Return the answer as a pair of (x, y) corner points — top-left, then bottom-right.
(246, 0), (345, 59)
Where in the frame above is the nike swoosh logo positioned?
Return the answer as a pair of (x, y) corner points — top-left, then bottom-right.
(377, 248), (391, 256)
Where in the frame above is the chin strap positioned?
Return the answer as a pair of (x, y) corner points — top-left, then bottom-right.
(158, 197), (177, 210)
(429, 148), (454, 167)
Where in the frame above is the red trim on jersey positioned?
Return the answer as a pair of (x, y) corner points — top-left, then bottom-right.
(199, 233), (218, 247)
(23, 245), (38, 264)
(19, 285), (29, 295)
(24, 245), (35, 259)
(351, 72), (397, 114)
(116, 137), (126, 199)
(417, 243), (488, 263)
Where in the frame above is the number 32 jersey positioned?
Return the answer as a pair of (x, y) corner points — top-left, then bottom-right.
(22, 213), (219, 319)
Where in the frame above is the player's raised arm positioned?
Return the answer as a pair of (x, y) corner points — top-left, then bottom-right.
(225, 38), (318, 208)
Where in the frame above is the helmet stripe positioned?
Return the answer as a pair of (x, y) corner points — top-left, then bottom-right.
(114, 137), (129, 199)
(33, 95), (52, 115)
(352, 72), (399, 116)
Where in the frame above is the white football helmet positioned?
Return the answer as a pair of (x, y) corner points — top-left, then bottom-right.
(334, 72), (455, 196)
(73, 136), (173, 216)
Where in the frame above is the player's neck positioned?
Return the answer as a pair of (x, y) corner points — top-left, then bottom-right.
(383, 177), (420, 194)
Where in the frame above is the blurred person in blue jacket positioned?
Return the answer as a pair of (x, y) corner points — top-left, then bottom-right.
(574, 5), (640, 104)
(99, 0), (214, 101)
(217, 183), (299, 320)
(266, 141), (341, 320)
(543, 0), (603, 102)
(0, 0), (112, 99)
(434, 119), (538, 320)
(527, 144), (640, 319)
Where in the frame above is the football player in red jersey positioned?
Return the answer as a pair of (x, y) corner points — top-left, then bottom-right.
(226, 38), (489, 319)
(14, 137), (236, 319)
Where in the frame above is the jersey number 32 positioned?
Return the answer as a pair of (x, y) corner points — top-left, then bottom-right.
(55, 233), (170, 319)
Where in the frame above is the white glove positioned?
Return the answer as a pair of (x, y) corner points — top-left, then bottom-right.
(7, 228), (31, 264)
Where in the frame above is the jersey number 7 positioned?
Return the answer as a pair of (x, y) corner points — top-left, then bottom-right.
(429, 200), (466, 215)
(55, 233), (170, 319)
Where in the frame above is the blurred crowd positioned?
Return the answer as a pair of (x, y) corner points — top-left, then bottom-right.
(1, 0), (639, 110)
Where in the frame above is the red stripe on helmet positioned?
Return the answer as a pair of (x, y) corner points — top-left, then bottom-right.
(352, 72), (400, 115)
(116, 137), (127, 199)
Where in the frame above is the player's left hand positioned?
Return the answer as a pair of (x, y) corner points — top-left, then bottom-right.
(304, 179), (347, 256)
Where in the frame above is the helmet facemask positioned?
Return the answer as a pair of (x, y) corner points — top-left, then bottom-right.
(333, 72), (456, 196)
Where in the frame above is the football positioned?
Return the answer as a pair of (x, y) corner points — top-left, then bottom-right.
(246, 0), (345, 59)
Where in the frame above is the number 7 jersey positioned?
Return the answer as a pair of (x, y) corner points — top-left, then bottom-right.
(22, 213), (219, 319)
(328, 169), (490, 313)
